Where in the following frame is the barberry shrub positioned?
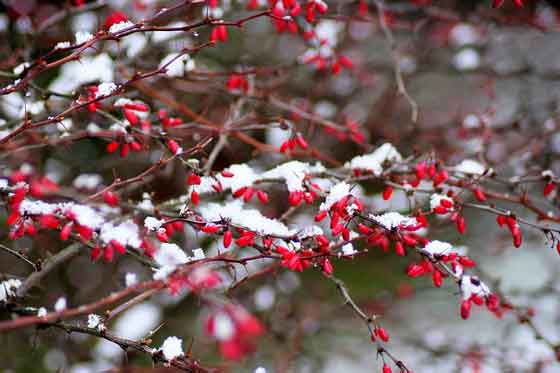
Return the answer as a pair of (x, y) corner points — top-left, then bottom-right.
(0, 0), (559, 372)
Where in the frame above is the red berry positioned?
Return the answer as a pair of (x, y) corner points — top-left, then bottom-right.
(106, 141), (119, 153)
(460, 299), (471, 319)
(375, 327), (389, 342)
(382, 186), (393, 200)
(257, 190), (269, 204)
(223, 230), (233, 248)
(473, 188), (486, 202)
(544, 182), (555, 197)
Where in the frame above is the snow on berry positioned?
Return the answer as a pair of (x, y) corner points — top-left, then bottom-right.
(260, 161), (325, 192)
(421, 240), (453, 257)
(369, 212), (417, 230)
(460, 275), (491, 300)
(430, 193), (454, 210)
(320, 181), (351, 211)
(199, 200), (292, 237)
(95, 82), (118, 98)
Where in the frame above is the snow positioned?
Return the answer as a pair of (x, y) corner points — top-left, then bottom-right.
(153, 243), (189, 280)
(192, 248), (205, 260)
(144, 216), (165, 231)
(454, 159), (486, 175)
(266, 125), (291, 148)
(73, 174), (103, 190)
(453, 48), (480, 71)
(460, 275), (490, 300)
(125, 272), (138, 287)
(254, 285), (275, 311)
(108, 21), (134, 34)
(341, 243), (357, 256)
(261, 161), (325, 192)
(88, 314), (103, 329)
(315, 20), (344, 46)
(49, 53), (114, 94)
(95, 82), (118, 98)
(54, 297), (67, 312)
(462, 114), (481, 129)
(344, 143), (402, 174)
(75, 31), (94, 45)
(160, 336), (184, 360)
(296, 225), (323, 239)
(159, 53), (195, 77)
(55, 41), (71, 49)
(13, 62), (30, 75)
(369, 212), (417, 230)
(194, 162), (325, 196)
(219, 164), (259, 192)
(199, 200), (292, 237)
(449, 23), (480, 47)
(313, 101), (337, 118)
(67, 204), (105, 229)
(320, 182), (351, 211)
(213, 313), (235, 340)
(99, 220), (141, 248)
(19, 199), (59, 216)
(0, 279), (22, 302)
(137, 193), (155, 212)
(19, 199), (106, 230)
(422, 240), (453, 257)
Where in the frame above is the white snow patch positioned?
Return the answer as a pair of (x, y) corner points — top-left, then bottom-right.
(369, 212), (417, 230)
(344, 143), (402, 174)
(160, 336), (184, 360)
(199, 200), (292, 237)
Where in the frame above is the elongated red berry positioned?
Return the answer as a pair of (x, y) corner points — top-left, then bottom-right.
(191, 190), (200, 205)
(223, 230), (233, 248)
(432, 270), (442, 287)
(544, 182), (555, 197)
(106, 141), (119, 153)
(257, 190), (269, 204)
(473, 188), (486, 202)
(187, 173), (201, 185)
(460, 299), (471, 319)
(382, 186), (393, 200)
